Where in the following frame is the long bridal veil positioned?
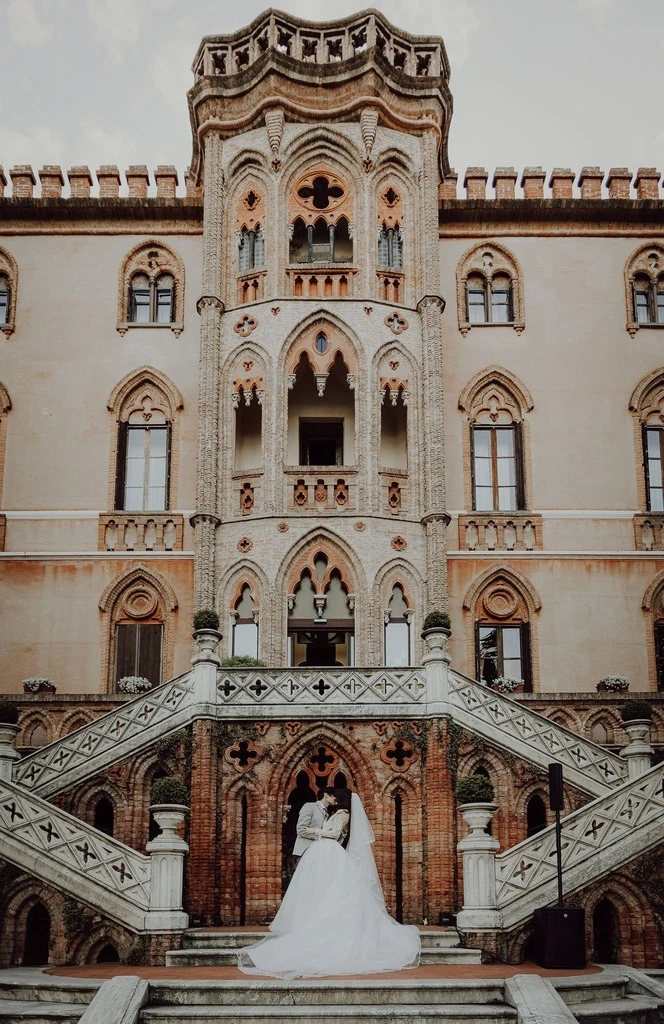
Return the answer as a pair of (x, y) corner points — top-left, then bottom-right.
(347, 792), (386, 908)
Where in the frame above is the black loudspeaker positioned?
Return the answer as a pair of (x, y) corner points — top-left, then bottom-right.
(534, 907), (586, 968)
(548, 762), (564, 811)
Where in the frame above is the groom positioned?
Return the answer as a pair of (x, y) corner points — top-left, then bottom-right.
(292, 787), (337, 864)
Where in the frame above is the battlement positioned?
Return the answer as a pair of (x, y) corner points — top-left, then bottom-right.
(0, 164), (200, 200)
(192, 8), (449, 80)
(441, 166), (663, 202)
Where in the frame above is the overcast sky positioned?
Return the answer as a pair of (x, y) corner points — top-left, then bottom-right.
(2, 0), (663, 193)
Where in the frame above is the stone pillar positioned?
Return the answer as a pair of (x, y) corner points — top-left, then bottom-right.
(145, 805), (189, 931)
(0, 724), (20, 781)
(193, 129), (225, 610)
(455, 803), (502, 931)
(191, 628), (221, 705)
(188, 719), (220, 925)
(621, 720), (654, 779)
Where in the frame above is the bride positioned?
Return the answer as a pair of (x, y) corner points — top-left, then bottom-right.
(238, 787), (421, 978)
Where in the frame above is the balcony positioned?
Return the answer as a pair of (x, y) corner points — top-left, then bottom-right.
(237, 271), (267, 305)
(379, 471), (410, 515)
(284, 469), (357, 513)
(457, 513), (543, 552)
(287, 268), (356, 299)
(98, 513), (184, 552)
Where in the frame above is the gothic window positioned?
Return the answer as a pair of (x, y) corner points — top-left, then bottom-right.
(94, 796), (115, 836)
(526, 794), (547, 836)
(476, 622), (530, 686)
(464, 567), (541, 691)
(378, 226), (403, 270)
(117, 241), (184, 335)
(384, 584), (412, 666)
(238, 227), (265, 272)
(629, 370), (664, 515)
(644, 427), (664, 511)
(456, 243), (524, 335)
(287, 545), (355, 666)
(232, 583), (259, 659)
(625, 244), (664, 335)
(23, 903), (51, 966)
(289, 167), (352, 265)
(471, 424), (524, 511)
(115, 622), (163, 684)
(0, 246), (18, 336)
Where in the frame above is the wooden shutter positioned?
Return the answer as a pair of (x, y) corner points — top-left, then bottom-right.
(138, 624), (163, 685)
(520, 622), (532, 692)
(114, 422), (128, 510)
(115, 623), (138, 682)
(514, 423), (526, 510)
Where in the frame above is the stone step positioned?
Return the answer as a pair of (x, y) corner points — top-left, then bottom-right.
(0, 1000), (84, 1023)
(148, 978), (505, 1007)
(166, 945), (482, 967)
(554, 975), (628, 1004)
(180, 927), (463, 951)
(570, 995), (664, 1023)
(140, 1006), (516, 1024)
(0, 978), (96, 1005)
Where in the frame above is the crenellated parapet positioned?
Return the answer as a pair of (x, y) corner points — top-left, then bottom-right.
(440, 165), (663, 202)
(0, 164), (198, 199)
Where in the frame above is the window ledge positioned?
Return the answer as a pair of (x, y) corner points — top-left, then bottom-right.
(0, 323), (15, 337)
(116, 322), (183, 337)
(627, 322), (664, 338)
(459, 321), (524, 337)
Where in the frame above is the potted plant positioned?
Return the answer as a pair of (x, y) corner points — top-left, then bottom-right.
(116, 675), (152, 695)
(421, 610), (451, 651)
(22, 677), (56, 695)
(455, 773), (497, 835)
(620, 699), (654, 749)
(491, 676), (524, 695)
(149, 776), (190, 846)
(193, 608), (220, 632)
(192, 609), (222, 660)
(597, 675), (629, 693)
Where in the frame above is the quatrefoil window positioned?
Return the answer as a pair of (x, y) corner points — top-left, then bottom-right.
(234, 315), (258, 337)
(385, 311), (408, 335)
(295, 171), (347, 212)
(225, 739), (260, 771)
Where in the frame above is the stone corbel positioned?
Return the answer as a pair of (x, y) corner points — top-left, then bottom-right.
(346, 373), (356, 390)
(287, 594), (296, 611)
(231, 391), (241, 409)
(287, 374), (297, 390)
(347, 594), (356, 612)
(255, 389), (264, 406)
(314, 595), (327, 620)
(315, 373), (328, 397)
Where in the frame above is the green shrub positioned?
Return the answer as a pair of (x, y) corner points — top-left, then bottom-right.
(620, 699), (653, 723)
(193, 609), (220, 631)
(455, 773), (495, 804)
(221, 656), (266, 667)
(423, 610), (451, 630)
(150, 776), (189, 806)
(0, 702), (19, 725)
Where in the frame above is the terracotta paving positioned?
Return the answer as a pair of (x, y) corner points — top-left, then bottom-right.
(49, 962), (602, 981)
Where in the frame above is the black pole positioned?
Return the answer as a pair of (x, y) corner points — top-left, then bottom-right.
(555, 807), (563, 907)
(548, 762), (565, 907)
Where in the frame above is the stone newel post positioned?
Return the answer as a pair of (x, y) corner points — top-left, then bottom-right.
(621, 719), (654, 779)
(191, 628), (222, 706)
(0, 723), (20, 781)
(422, 626), (452, 714)
(145, 805), (189, 931)
(455, 803), (502, 931)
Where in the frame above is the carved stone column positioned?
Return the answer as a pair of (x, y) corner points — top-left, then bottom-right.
(417, 126), (450, 612)
(193, 128), (225, 610)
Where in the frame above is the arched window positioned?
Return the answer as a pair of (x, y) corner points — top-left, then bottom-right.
(457, 243), (524, 335)
(97, 943), (120, 963)
(526, 794), (547, 836)
(287, 545), (355, 666)
(26, 723), (48, 748)
(289, 167), (353, 265)
(117, 241), (184, 335)
(625, 244), (664, 335)
(232, 583), (259, 659)
(384, 584), (412, 666)
(238, 226), (265, 272)
(94, 796), (115, 836)
(629, 370), (664, 519)
(0, 246), (18, 336)
(107, 369), (183, 514)
(378, 226), (403, 270)
(23, 903), (50, 966)
(593, 899), (620, 963)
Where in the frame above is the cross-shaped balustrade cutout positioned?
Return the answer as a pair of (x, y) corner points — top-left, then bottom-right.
(4, 801), (24, 822)
(39, 821), (60, 843)
(384, 739), (415, 770)
(512, 858), (533, 881)
(297, 176), (344, 210)
(24, 765), (41, 783)
(76, 842), (97, 864)
(312, 677), (331, 697)
(228, 740), (260, 770)
(585, 818), (605, 840)
(53, 749), (70, 768)
(219, 679), (237, 698)
(137, 704), (154, 723)
(619, 798), (636, 820)
(113, 862), (133, 883)
(248, 678), (270, 698)
(310, 745), (335, 775)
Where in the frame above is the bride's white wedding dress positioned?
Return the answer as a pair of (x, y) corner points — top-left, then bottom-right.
(238, 793), (420, 978)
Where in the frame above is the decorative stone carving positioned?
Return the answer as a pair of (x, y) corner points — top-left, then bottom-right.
(240, 481), (255, 515)
(380, 737), (417, 772)
(237, 536), (253, 553)
(234, 314), (258, 337)
(391, 535), (407, 551)
(360, 108), (378, 170)
(385, 311), (408, 335)
(224, 739), (260, 771)
(265, 108), (284, 170)
(388, 481), (402, 512)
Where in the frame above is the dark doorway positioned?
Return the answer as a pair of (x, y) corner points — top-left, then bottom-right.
(97, 943), (119, 963)
(304, 638), (336, 665)
(299, 419), (343, 466)
(526, 795), (547, 836)
(282, 771), (317, 893)
(593, 898), (619, 963)
(23, 903), (50, 966)
(94, 797), (115, 836)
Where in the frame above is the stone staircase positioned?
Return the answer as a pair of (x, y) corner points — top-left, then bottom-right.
(164, 926), (483, 967)
(0, 967), (662, 1024)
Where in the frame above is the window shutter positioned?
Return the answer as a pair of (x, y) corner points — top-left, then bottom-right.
(470, 425), (477, 510)
(514, 423), (526, 510)
(164, 422), (172, 510)
(643, 425), (652, 511)
(521, 622), (532, 693)
(139, 624), (163, 685)
(114, 422), (129, 510)
(115, 623), (138, 683)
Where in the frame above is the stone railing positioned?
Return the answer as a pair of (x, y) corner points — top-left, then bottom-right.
(376, 271), (405, 305)
(193, 11), (448, 80)
(457, 513), (542, 552)
(0, 776), (152, 931)
(447, 669), (627, 797)
(378, 470), (410, 515)
(237, 270), (266, 305)
(494, 762), (664, 929)
(98, 513), (185, 552)
(216, 666), (427, 711)
(14, 671), (196, 798)
(286, 268), (356, 299)
(284, 470), (358, 513)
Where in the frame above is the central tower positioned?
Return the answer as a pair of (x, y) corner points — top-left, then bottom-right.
(188, 9), (453, 667)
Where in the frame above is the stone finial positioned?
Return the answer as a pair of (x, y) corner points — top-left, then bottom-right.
(492, 167), (517, 200)
(520, 166), (546, 199)
(39, 165), (64, 199)
(9, 165), (36, 198)
(464, 167), (488, 200)
(126, 165), (150, 198)
(549, 168), (575, 199)
(578, 166), (604, 200)
(0, 166), (8, 198)
(97, 165), (121, 198)
(438, 170), (458, 200)
(67, 166), (93, 198)
(155, 165), (179, 199)
(606, 167), (632, 199)
(634, 167), (661, 200)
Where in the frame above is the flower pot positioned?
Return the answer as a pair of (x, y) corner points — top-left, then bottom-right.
(621, 718), (651, 744)
(149, 803), (189, 841)
(192, 628), (222, 660)
(22, 683), (56, 695)
(459, 802), (498, 836)
(421, 626), (451, 652)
